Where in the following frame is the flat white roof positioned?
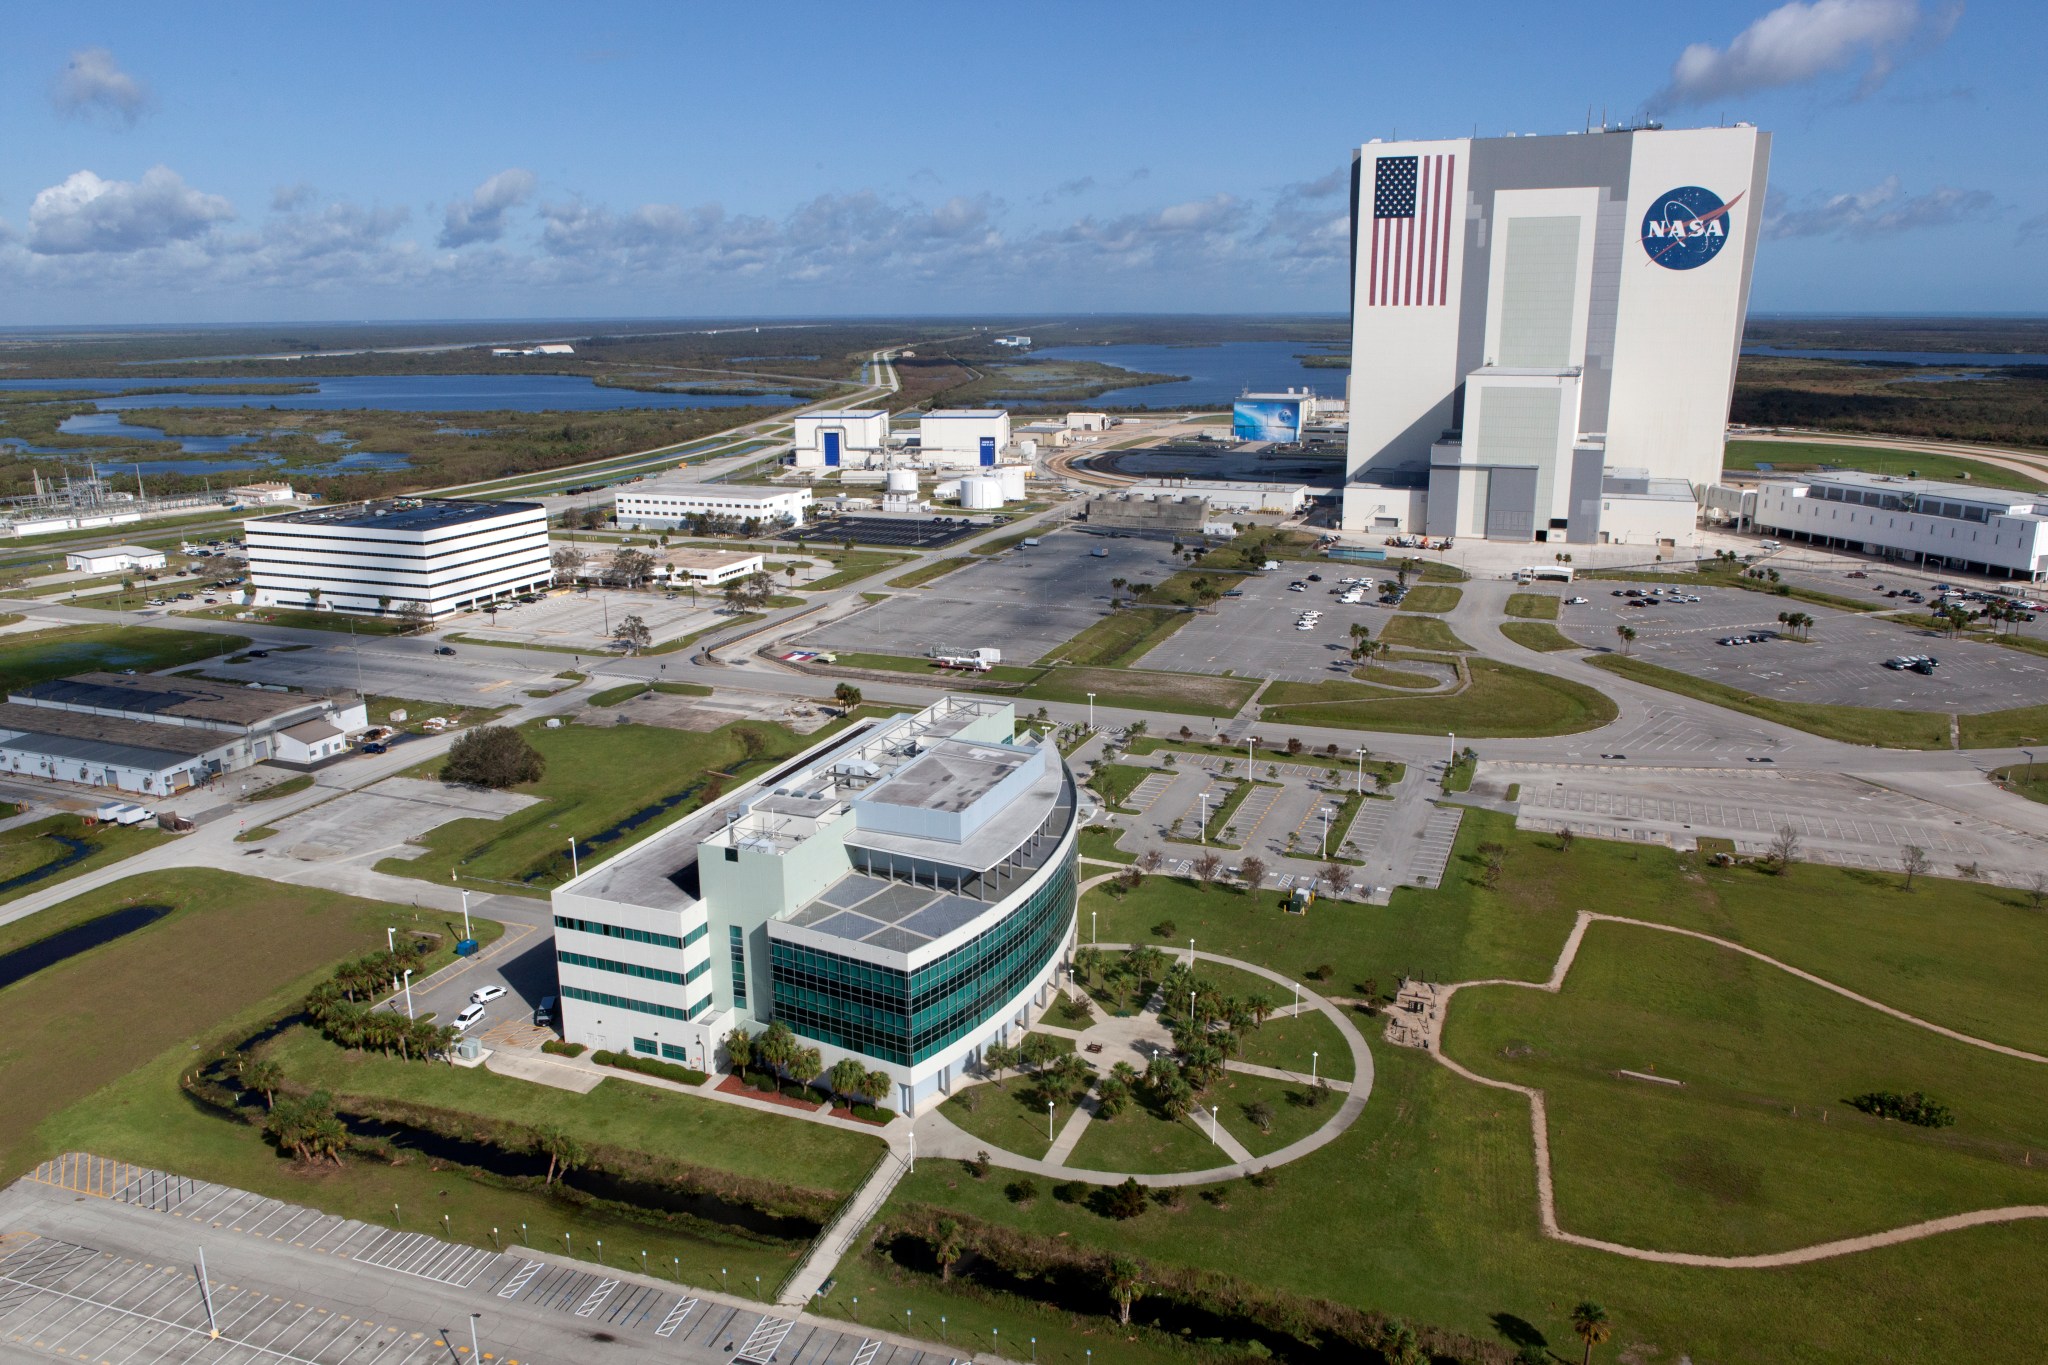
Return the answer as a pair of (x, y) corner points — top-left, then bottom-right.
(924, 409), (1007, 419)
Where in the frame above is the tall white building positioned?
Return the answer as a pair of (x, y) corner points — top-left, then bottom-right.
(1343, 123), (1770, 542)
(918, 410), (1012, 468)
(244, 499), (550, 618)
(792, 410), (891, 469)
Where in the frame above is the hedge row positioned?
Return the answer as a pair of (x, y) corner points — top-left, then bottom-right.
(594, 1049), (710, 1086)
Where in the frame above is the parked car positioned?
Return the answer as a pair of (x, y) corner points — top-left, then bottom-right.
(453, 1003), (487, 1032)
(435, 646), (457, 656)
(247, 649), (269, 658)
(469, 984), (507, 1005)
(534, 995), (558, 1027)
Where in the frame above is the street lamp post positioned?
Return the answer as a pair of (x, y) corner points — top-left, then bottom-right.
(459, 889), (471, 942)
(468, 1314), (480, 1362)
(401, 969), (414, 1020)
(1047, 1099), (1055, 1141)
(1090, 908), (1097, 945)
(1312, 1050), (1319, 1085)
(2026, 748), (2037, 784)
(385, 927), (395, 953)
(1188, 937), (1195, 968)
(1207, 1104), (1219, 1143)
(1086, 693), (1096, 730)
(1198, 792), (1208, 846)
(568, 836), (579, 879)
(1448, 731), (1456, 765)
(1355, 747), (1368, 795)
(1320, 806), (1332, 858)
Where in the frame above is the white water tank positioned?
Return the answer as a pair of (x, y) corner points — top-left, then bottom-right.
(995, 464), (1027, 501)
(885, 468), (919, 494)
(1016, 438), (1039, 460)
(961, 477), (1004, 510)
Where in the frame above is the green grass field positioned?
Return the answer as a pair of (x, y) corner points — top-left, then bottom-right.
(1445, 921), (2048, 1254)
(0, 870), (473, 1176)
(1724, 439), (2046, 491)
(1990, 764), (2048, 804)
(1505, 592), (1561, 620)
(1500, 621), (1579, 652)
(0, 623), (248, 694)
(1589, 654), (1953, 748)
(0, 815), (169, 906)
(796, 550), (912, 592)
(187, 605), (411, 634)
(1038, 608), (1192, 668)
(1087, 763), (1153, 811)
(1377, 614), (1471, 651)
(1262, 658), (1617, 738)
(885, 556), (971, 588)
(1397, 585), (1462, 614)
(1020, 666), (1257, 720)
(939, 1082), (1061, 1160)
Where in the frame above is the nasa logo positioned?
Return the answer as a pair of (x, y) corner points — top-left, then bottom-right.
(1640, 186), (1741, 271)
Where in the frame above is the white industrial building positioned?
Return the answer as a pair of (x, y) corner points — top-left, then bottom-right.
(613, 481), (811, 531)
(917, 410), (1011, 468)
(244, 499), (551, 619)
(0, 671), (367, 795)
(1752, 473), (2048, 580)
(1065, 413), (1112, 432)
(1123, 479), (1313, 515)
(792, 410), (891, 469)
(228, 481), (296, 505)
(65, 545), (166, 574)
(1342, 123), (1769, 542)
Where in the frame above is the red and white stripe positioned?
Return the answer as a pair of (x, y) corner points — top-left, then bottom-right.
(1368, 154), (1456, 307)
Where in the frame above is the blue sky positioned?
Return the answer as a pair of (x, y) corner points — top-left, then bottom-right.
(2, 0), (2040, 324)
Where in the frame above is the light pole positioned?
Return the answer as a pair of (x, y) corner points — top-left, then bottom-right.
(401, 969), (414, 1019)
(1246, 735), (1255, 770)
(1188, 937), (1195, 968)
(1086, 693), (1096, 730)
(1447, 731), (1456, 765)
(385, 927), (395, 953)
(460, 889), (471, 942)
(1355, 747), (1367, 795)
(1311, 1050), (1319, 1085)
(468, 1314), (480, 1362)
(1047, 1098), (1055, 1141)
(1292, 980), (1300, 1014)
(1320, 806), (1333, 858)
(1198, 792), (1209, 846)
(1189, 990), (1196, 1027)
(568, 836), (579, 879)
(1208, 1104), (1219, 1143)
(2026, 749), (2037, 785)
(1090, 908), (1097, 945)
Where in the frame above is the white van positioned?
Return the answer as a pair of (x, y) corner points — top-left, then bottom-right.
(1758, 539), (1781, 551)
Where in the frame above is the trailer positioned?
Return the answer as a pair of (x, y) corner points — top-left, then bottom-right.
(929, 645), (1002, 672)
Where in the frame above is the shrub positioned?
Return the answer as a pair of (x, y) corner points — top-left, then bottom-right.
(780, 1081), (814, 1102)
(1006, 1176), (1040, 1205)
(539, 1040), (585, 1057)
(1102, 1177), (1148, 1220)
(590, 1049), (615, 1066)
(597, 1051), (708, 1086)
(850, 1103), (894, 1122)
(752, 1073), (777, 1093)
(968, 1150), (993, 1180)
(1053, 1180), (1089, 1204)
(1152, 920), (1177, 938)
(441, 725), (545, 789)
(1847, 1090), (1955, 1128)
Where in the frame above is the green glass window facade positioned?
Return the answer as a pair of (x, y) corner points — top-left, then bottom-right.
(769, 851), (1076, 1066)
(557, 950), (705, 987)
(561, 984), (710, 1022)
(554, 915), (705, 950)
(729, 925), (748, 1009)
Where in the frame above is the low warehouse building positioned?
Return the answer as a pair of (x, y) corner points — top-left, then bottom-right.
(1753, 472), (2048, 580)
(65, 545), (166, 574)
(613, 481), (811, 531)
(1123, 479), (1312, 514)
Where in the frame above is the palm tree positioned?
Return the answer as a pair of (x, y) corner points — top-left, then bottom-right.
(829, 1057), (868, 1107)
(856, 1068), (893, 1110)
(1105, 1256), (1145, 1326)
(723, 1027), (754, 1075)
(533, 1125), (587, 1187)
(239, 1057), (284, 1109)
(934, 1218), (966, 1282)
(1571, 1301), (1611, 1365)
(1614, 624), (1637, 655)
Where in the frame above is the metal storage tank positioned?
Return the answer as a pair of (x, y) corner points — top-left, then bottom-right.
(885, 468), (919, 494)
(995, 464), (1028, 501)
(960, 476), (1004, 510)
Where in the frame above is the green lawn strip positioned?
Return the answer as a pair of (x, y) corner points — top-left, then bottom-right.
(0, 623), (250, 694)
(1377, 614), (1470, 651)
(886, 556), (971, 588)
(0, 815), (170, 908)
(1261, 658), (1617, 738)
(365, 695), (513, 735)
(1065, 1098), (1225, 1176)
(264, 1024), (879, 1196)
(1499, 620), (1580, 652)
(1397, 585), (1462, 613)
(1443, 921), (2048, 1255)
(1354, 663), (1441, 687)
(243, 774), (314, 802)
(1504, 592), (1561, 620)
(1141, 568), (1247, 607)
(1212, 1071), (1335, 1159)
(1442, 755), (1477, 793)
(1019, 666), (1256, 720)
(1076, 825), (1134, 863)
(821, 651), (1041, 684)
(1086, 764), (1153, 812)
(1959, 704), (2048, 749)
(970, 531), (1037, 557)
(1038, 608), (1192, 668)
(590, 681), (651, 706)
(187, 606), (411, 634)
(235, 826), (279, 843)
(1587, 654), (1950, 749)
(0, 870), (468, 1176)
(939, 1083), (1061, 1161)
(1723, 438), (2047, 491)
(1232, 1005), (1354, 1084)
(798, 551), (913, 592)
(375, 716), (837, 891)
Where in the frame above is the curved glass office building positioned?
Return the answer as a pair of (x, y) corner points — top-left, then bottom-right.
(550, 696), (1079, 1115)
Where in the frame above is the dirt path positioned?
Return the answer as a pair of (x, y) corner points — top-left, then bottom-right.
(1428, 910), (2048, 1267)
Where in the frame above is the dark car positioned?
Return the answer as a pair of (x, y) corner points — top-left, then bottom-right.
(362, 741), (388, 754)
(534, 995), (558, 1028)
(435, 646), (457, 656)
(1306, 574), (1322, 582)
(246, 649), (269, 658)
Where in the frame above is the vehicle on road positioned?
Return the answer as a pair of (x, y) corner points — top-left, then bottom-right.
(1565, 596), (1588, 604)
(435, 646), (457, 656)
(534, 995), (557, 1027)
(453, 1003), (487, 1032)
(361, 742), (387, 754)
(247, 649), (269, 658)
(469, 984), (507, 1005)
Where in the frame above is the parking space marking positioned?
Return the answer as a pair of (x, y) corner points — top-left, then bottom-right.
(655, 1297), (699, 1338)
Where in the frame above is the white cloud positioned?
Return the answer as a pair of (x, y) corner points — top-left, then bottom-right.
(271, 182), (318, 213)
(439, 168), (537, 247)
(51, 47), (151, 125)
(27, 167), (233, 255)
(1766, 174), (1999, 237)
(2019, 211), (2048, 245)
(1652, 0), (1944, 108)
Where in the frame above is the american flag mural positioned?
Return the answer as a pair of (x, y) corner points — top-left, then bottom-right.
(1367, 153), (1455, 307)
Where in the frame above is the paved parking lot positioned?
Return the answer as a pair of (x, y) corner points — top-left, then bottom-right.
(1140, 567), (1380, 682)
(1559, 585), (2048, 710)
(470, 590), (725, 651)
(801, 530), (1188, 664)
(782, 515), (982, 548)
(2, 1163), (961, 1365)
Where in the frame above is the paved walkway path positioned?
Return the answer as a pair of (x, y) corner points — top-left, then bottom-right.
(1429, 909), (2048, 1267)
(911, 944), (1375, 1187)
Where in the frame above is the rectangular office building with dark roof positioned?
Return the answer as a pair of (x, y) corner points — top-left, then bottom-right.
(244, 497), (551, 619)
(548, 695), (1078, 1115)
